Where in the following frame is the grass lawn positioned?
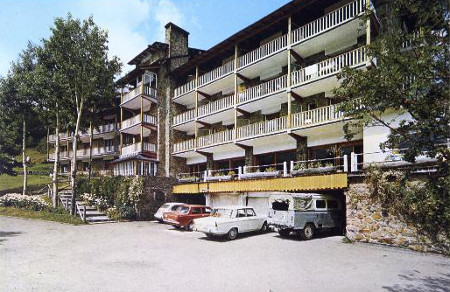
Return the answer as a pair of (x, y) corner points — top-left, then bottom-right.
(0, 174), (52, 192)
(0, 207), (85, 225)
(14, 148), (53, 174)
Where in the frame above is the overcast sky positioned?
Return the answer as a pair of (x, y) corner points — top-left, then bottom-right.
(0, 0), (290, 77)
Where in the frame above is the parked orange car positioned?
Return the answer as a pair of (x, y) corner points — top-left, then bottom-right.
(163, 204), (211, 230)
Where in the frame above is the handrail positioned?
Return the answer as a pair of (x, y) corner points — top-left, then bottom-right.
(237, 116), (287, 139)
(291, 0), (367, 44)
(238, 34), (288, 68)
(291, 47), (366, 86)
(197, 129), (234, 148)
(198, 95), (235, 117)
(173, 109), (196, 125)
(198, 60), (235, 87)
(122, 84), (157, 103)
(291, 104), (344, 128)
(174, 79), (195, 99)
(238, 75), (287, 104)
(174, 139), (195, 153)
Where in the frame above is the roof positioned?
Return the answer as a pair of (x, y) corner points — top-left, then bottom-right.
(111, 154), (157, 164)
(128, 42), (169, 65)
(173, 0), (320, 76)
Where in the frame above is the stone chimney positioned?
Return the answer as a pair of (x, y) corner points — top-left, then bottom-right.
(165, 22), (189, 70)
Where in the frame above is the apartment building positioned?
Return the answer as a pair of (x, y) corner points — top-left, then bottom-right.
(169, 0), (381, 213)
(47, 108), (120, 174)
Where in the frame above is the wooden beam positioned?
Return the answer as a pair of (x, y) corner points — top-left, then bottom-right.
(236, 73), (251, 84)
(291, 91), (304, 102)
(197, 90), (212, 99)
(196, 120), (212, 128)
(234, 142), (252, 151)
(290, 50), (304, 64)
(288, 132), (306, 141)
(236, 108), (251, 118)
(195, 150), (212, 158)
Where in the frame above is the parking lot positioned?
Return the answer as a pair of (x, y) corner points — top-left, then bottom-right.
(1, 216), (449, 292)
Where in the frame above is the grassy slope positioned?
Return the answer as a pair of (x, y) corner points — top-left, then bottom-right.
(1, 148), (53, 192)
(0, 207), (85, 225)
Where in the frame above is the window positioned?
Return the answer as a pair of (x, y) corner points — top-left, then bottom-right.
(315, 200), (326, 209)
(192, 208), (201, 214)
(204, 208), (212, 214)
(246, 209), (256, 217)
(327, 200), (339, 209)
(236, 209), (246, 218)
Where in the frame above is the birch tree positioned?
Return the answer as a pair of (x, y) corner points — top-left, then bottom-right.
(43, 14), (121, 214)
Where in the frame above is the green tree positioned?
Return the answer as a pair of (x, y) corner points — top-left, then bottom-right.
(0, 44), (40, 194)
(42, 14), (121, 214)
(336, 0), (449, 240)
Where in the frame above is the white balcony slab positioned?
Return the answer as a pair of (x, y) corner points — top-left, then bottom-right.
(237, 50), (288, 81)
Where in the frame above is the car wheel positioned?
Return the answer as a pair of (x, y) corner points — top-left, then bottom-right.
(260, 222), (268, 233)
(186, 221), (195, 231)
(278, 229), (291, 238)
(227, 228), (238, 240)
(301, 223), (315, 240)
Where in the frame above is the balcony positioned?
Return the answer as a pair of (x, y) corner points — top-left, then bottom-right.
(121, 142), (157, 157)
(173, 139), (195, 153)
(291, 47), (367, 96)
(198, 60), (235, 95)
(291, 0), (369, 59)
(173, 79), (196, 106)
(237, 75), (287, 113)
(121, 114), (158, 135)
(237, 116), (287, 140)
(48, 132), (70, 143)
(121, 84), (157, 110)
(237, 34), (288, 80)
(197, 129), (234, 149)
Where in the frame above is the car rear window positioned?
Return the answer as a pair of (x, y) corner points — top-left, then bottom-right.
(176, 206), (189, 214)
(192, 208), (201, 214)
(171, 205), (180, 211)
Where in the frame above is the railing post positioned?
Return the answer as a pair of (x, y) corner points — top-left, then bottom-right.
(203, 170), (207, 182)
(283, 161), (288, 177)
(238, 166), (242, 180)
(290, 161), (294, 173)
(83, 205), (86, 223)
(350, 152), (358, 172)
(243, 165), (247, 174)
(343, 154), (348, 172)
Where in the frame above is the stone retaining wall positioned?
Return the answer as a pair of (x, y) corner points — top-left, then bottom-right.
(345, 183), (449, 254)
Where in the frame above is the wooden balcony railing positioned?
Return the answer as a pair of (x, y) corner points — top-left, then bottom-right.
(291, 47), (367, 86)
(122, 84), (157, 103)
(197, 129), (234, 148)
(198, 60), (235, 87)
(237, 116), (287, 139)
(174, 139), (195, 153)
(198, 95), (235, 117)
(122, 142), (156, 156)
(173, 109), (196, 125)
(291, 104), (344, 128)
(174, 79), (195, 99)
(238, 75), (287, 104)
(121, 114), (157, 130)
(238, 34), (288, 68)
(291, 0), (367, 45)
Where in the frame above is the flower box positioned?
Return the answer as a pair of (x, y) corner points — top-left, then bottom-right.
(292, 166), (337, 176)
(205, 175), (233, 182)
(240, 171), (280, 180)
(177, 177), (199, 183)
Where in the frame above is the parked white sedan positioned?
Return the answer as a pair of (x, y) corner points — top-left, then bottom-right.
(194, 206), (268, 240)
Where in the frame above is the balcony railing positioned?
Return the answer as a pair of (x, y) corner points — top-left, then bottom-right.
(237, 116), (287, 139)
(122, 142), (156, 156)
(198, 95), (235, 117)
(197, 129), (234, 148)
(238, 34), (288, 68)
(292, 0), (367, 45)
(122, 84), (157, 103)
(121, 114), (157, 130)
(174, 139), (195, 153)
(198, 60), (235, 87)
(238, 75), (287, 104)
(173, 109), (196, 125)
(291, 104), (344, 128)
(291, 47), (366, 86)
(174, 80), (195, 99)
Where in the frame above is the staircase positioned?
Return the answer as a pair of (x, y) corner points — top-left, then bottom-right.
(59, 191), (115, 224)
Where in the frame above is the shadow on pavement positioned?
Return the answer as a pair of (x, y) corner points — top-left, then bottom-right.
(0, 231), (23, 243)
(273, 229), (344, 241)
(383, 272), (450, 292)
(197, 230), (274, 242)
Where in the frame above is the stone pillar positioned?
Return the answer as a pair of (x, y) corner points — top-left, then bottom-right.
(206, 154), (214, 171)
(245, 147), (254, 167)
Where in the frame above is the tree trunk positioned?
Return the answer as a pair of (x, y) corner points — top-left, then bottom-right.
(52, 103), (60, 208)
(70, 102), (84, 215)
(88, 122), (93, 180)
(22, 119), (27, 195)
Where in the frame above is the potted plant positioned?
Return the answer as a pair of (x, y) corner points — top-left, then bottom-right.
(205, 170), (233, 182)
(240, 166), (280, 180)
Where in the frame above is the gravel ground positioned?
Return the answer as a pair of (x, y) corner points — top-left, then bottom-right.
(1, 216), (449, 292)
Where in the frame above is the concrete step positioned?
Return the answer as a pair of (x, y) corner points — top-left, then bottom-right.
(84, 210), (106, 217)
(86, 216), (112, 223)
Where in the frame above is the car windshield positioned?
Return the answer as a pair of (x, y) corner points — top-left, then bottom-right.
(211, 208), (233, 218)
(176, 206), (189, 214)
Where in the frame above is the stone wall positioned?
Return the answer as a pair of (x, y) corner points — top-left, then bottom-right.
(138, 176), (177, 220)
(345, 183), (449, 254)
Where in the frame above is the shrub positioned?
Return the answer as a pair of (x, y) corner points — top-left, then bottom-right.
(265, 167), (277, 172)
(0, 193), (51, 211)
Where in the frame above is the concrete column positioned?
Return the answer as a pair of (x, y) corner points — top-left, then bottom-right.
(296, 136), (308, 161)
(245, 146), (254, 167)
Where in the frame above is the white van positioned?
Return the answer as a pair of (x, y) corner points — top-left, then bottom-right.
(267, 192), (344, 239)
